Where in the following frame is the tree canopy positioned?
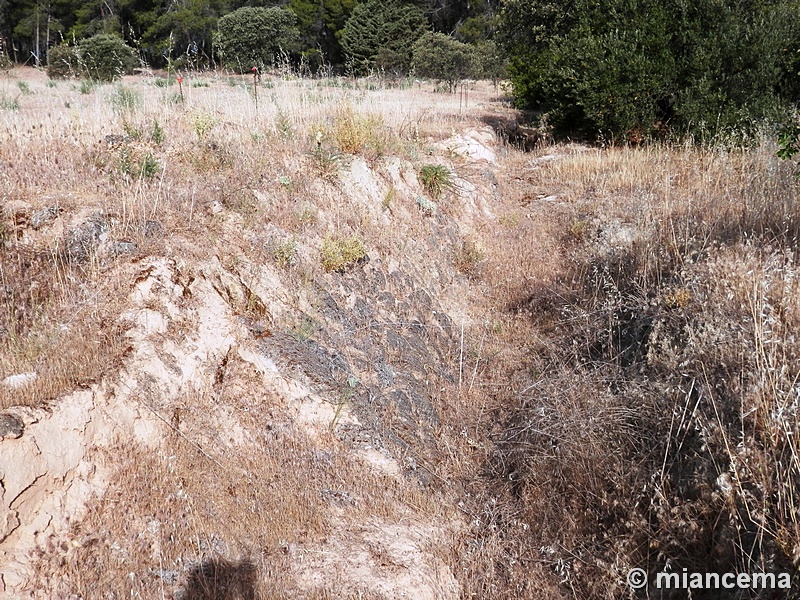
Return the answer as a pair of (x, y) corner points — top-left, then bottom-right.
(339, 0), (428, 75)
(412, 32), (476, 91)
(214, 6), (299, 72)
(498, 0), (800, 140)
(0, 0), (494, 70)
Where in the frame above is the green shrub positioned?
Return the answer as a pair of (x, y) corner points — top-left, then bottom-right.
(47, 44), (79, 79)
(474, 41), (507, 84)
(412, 33), (478, 92)
(77, 34), (138, 82)
(320, 235), (367, 272)
(122, 120), (143, 140)
(140, 153), (160, 178)
(151, 119), (165, 145)
(214, 7), (299, 73)
(778, 122), (800, 176)
(119, 148), (159, 179)
(498, 0), (800, 141)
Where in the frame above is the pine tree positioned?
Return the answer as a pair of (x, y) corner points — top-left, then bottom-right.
(10, 0), (71, 65)
(142, 0), (228, 68)
(340, 0), (427, 75)
(289, 0), (355, 68)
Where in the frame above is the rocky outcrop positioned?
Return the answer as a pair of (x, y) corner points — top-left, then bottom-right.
(0, 130), (502, 598)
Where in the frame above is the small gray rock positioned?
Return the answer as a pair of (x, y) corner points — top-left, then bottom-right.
(1, 372), (37, 389)
(104, 134), (127, 148)
(0, 414), (24, 440)
(319, 488), (355, 505)
(151, 569), (180, 585)
(30, 206), (62, 230)
(63, 213), (108, 263)
(108, 240), (138, 257)
(143, 220), (162, 238)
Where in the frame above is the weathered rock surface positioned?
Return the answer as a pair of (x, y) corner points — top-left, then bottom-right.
(29, 206), (61, 231)
(0, 415), (23, 440)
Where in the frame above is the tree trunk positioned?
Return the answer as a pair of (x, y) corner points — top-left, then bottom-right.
(34, 2), (40, 66)
(45, 12), (50, 65)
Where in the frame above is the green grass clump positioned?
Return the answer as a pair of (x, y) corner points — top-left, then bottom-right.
(151, 119), (165, 145)
(418, 164), (453, 198)
(0, 95), (20, 110)
(140, 153), (160, 178)
(110, 85), (142, 113)
(119, 149), (159, 179)
(320, 235), (367, 272)
(79, 80), (96, 94)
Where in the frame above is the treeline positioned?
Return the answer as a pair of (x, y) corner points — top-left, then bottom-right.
(0, 0), (499, 72)
(2, 0), (798, 141)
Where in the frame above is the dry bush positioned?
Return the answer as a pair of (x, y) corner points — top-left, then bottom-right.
(320, 234), (367, 272)
(324, 105), (394, 160)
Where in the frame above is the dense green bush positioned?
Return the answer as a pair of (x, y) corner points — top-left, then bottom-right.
(474, 41), (506, 85)
(77, 35), (138, 82)
(340, 0), (427, 75)
(46, 44), (79, 79)
(412, 33), (477, 92)
(214, 7), (299, 72)
(499, 0), (800, 141)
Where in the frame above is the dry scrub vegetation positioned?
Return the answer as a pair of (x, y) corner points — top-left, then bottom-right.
(1, 66), (800, 599)
(460, 144), (800, 598)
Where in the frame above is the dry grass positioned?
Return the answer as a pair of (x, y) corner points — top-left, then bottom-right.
(0, 243), (127, 409)
(455, 142), (800, 598)
(0, 67), (491, 408)
(36, 427), (444, 598)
